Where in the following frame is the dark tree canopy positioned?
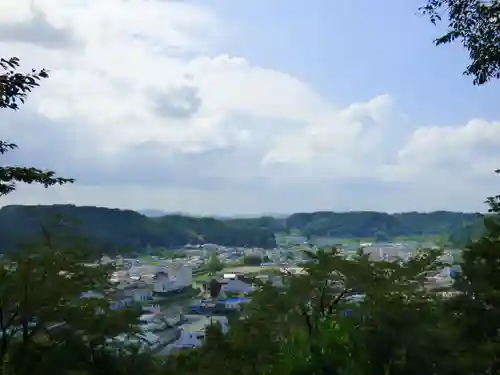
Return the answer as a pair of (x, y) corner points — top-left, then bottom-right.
(0, 57), (73, 196)
(206, 253), (224, 274)
(208, 278), (222, 299)
(0, 205), (482, 252)
(420, 0), (500, 85)
(0, 205), (278, 252)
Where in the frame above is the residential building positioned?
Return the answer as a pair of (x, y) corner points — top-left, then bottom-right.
(173, 316), (229, 349)
(220, 279), (254, 295)
(153, 265), (192, 294)
(121, 285), (154, 303)
(363, 246), (401, 261)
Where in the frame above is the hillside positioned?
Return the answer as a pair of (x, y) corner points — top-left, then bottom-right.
(225, 211), (482, 239)
(0, 206), (484, 253)
(0, 205), (277, 253)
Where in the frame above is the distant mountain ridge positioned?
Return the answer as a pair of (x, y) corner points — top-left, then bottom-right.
(0, 205), (276, 253)
(0, 205), (483, 253)
(228, 210), (481, 239)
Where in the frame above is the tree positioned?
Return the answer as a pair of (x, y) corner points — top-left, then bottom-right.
(0, 226), (143, 375)
(373, 230), (390, 243)
(419, 1), (500, 366)
(188, 248), (453, 375)
(346, 249), (459, 375)
(0, 205), (278, 251)
(1, 57), (73, 196)
(242, 255), (261, 266)
(447, 182), (500, 374)
(207, 279), (222, 299)
(420, 0), (500, 85)
(0, 56), (159, 375)
(206, 253), (223, 275)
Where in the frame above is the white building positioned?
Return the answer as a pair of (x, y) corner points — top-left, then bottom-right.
(139, 313), (167, 331)
(221, 279), (254, 295)
(153, 266), (192, 294)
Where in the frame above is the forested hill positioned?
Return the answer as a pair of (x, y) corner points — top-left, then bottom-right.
(0, 206), (482, 253)
(226, 211), (482, 239)
(0, 205), (277, 252)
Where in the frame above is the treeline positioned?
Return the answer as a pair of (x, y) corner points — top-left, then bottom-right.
(0, 205), (276, 253)
(227, 211), (481, 239)
(0, 205), (484, 253)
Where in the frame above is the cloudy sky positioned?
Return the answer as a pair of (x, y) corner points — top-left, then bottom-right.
(1, 0), (499, 215)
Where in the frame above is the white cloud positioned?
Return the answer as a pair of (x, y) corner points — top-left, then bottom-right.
(0, 0), (498, 214)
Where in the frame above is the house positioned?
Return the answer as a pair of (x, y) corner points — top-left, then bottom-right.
(173, 316), (228, 349)
(153, 266), (192, 294)
(122, 286), (154, 303)
(109, 331), (164, 353)
(153, 274), (178, 293)
(221, 279), (254, 295)
(139, 313), (167, 331)
(80, 289), (134, 310)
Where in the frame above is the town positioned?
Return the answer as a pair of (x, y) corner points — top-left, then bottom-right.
(85, 235), (460, 356)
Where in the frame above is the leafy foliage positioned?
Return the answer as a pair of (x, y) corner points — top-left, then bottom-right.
(207, 279), (222, 299)
(420, 0), (500, 85)
(285, 210), (480, 238)
(0, 57), (48, 110)
(0, 205), (482, 252)
(0, 57), (74, 196)
(449, 219), (485, 247)
(159, 247), (458, 375)
(0, 228), (143, 375)
(206, 253), (223, 275)
(242, 255), (263, 266)
(446, 176), (500, 374)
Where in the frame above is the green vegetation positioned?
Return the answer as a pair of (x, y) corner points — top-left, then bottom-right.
(0, 206), (484, 254)
(206, 253), (224, 274)
(0, 58), (158, 374)
(207, 279), (222, 299)
(448, 219), (486, 247)
(420, 0), (500, 85)
(284, 211), (480, 238)
(0, 205), (277, 253)
(0, 230), (146, 375)
(0, 57), (74, 197)
(242, 255), (264, 266)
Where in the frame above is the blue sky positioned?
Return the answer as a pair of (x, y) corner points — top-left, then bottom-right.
(205, 0), (499, 125)
(1, 0), (499, 214)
